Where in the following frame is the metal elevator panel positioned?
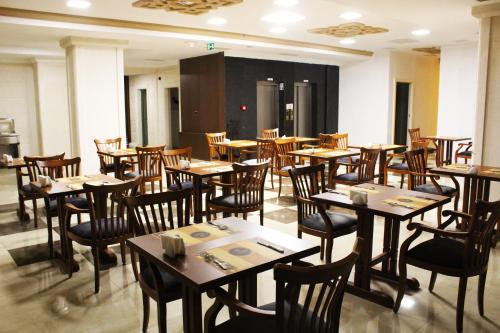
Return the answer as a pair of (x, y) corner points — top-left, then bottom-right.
(256, 81), (279, 136)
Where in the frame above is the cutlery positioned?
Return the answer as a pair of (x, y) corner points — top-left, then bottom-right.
(257, 241), (285, 253)
(413, 196), (438, 202)
(387, 202), (415, 210)
(200, 252), (232, 270)
(327, 190), (347, 196)
(207, 221), (228, 230)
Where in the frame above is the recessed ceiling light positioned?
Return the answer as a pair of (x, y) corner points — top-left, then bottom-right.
(412, 29), (431, 36)
(261, 12), (305, 25)
(339, 38), (356, 45)
(269, 27), (287, 33)
(207, 17), (227, 25)
(340, 11), (362, 20)
(66, 0), (92, 9)
(274, 0), (299, 7)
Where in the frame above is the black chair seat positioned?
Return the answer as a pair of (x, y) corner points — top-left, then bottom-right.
(49, 196), (88, 213)
(414, 183), (456, 196)
(338, 156), (359, 164)
(303, 211), (357, 233)
(334, 172), (358, 182)
(20, 184), (33, 193)
(209, 195), (238, 208)
(124, 171), (140, 179)
(459, 151), (472, 157)
(387, 163), (409, 171)
(104, 163), (116, 173)
(406, 237), (465, 269)
(69, 217), (128, 239)
(141, 265), (182, 292)
(169, 181), (211, 191)
(281, 165), (306, 172)
(427, 146), (437, 153)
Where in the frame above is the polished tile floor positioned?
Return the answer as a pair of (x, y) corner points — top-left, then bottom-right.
(0, 166), (499, 333)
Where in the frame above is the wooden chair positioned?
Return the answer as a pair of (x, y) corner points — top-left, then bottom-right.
(333, 133), (358, 171)
(273, 137), (304, 197)
(64, 177), (142, 293)
(136, 145), (165, 194)
(455, 141), (472, 164)
(206, 132), (231, 161)
(405, 148), (460, 226)
(330, 147), (380, 186)
(384, 140), (429, 188)
(408, 128), (437, 154)
(242, 138), (275, 189)
(394, 200), (500, 333)
(207, 162), (268, 226)
(125, 189), (191, 333)
(22, 153), (65, 227)
(94, 138), (122, 175)
(204, 239), (363, 333)
(36, 157), (88, 257)
(303, 133), (335, 149)
(261, 128), (279, 139)
(289, 164), (357, 263)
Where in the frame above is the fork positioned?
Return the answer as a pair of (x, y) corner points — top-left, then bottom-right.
(387, 202), (415, 210)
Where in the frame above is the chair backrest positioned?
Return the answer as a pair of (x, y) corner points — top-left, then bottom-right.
(125, 189), (192, 235)
(357, 148), (380, 182)
(289, 164), (326, 222)
(408, 128), (421, 143)
(261, 128), (279, 139)
(274, 239), (362, 333)
(464, 200), (500, 271)
(411, 140), (429, 162)
(94, 138), (122, 165)
(82, 177), (141, 242)
(136, 145), (165, 180)
(256, 138), (275, 163)
(36, 157), (81, 179)
(332, 133), (348, 150)
(273, 137), (296, 169)
(405, 148), (427, 188)
(318, 134), (335, 149)
(205, 132), (227, 160)
(231, 162), (269, 209)
(24, 153), (65, 181)
(161, 147), (193, 184)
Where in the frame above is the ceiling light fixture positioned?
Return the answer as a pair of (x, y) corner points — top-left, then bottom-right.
(66, 0), (92, 9)
(207, 17), (227, 25)
(411, 29), (431, 36)
(261, 12), (305, 25)
(339, 38), (356, 45)
(269, 27), (287, 33)
(340, 11), (362, 20)
(274, 0), (299, 7)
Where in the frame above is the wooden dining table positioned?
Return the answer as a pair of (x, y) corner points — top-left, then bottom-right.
(31, 174), (123, 272)
(420, 136), (471, 166)
(0, 158), (30, 221)
(97, 148), (138, 176)
(312, 183), (450, 308)
(348, 144), (407, 185)
(164, 160), (235, 223)
(126, 217), (320, 333)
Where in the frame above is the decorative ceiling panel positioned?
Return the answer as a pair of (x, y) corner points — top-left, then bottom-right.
(309, 22), (388, 38)
(132, 0), (243, 15)
(413, 47), (441, 55)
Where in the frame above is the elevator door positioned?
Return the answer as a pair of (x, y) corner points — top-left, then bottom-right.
(256, 81), (279, 136)
(294, 82), (312, 137)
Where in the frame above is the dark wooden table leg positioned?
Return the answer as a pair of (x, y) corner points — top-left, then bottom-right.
(182, 285), (203, 333)
(15, 168), (30, 222)
(55, 196), (79, 273)
(193, 176), (203, 224)
(381, 217), (392, 273)
(378, 150), (387, 185)
(113, 156), (121, 178)
(238, 275), (258, 307)
(221, 173), (232, 218)
(328, 157), (338, 189)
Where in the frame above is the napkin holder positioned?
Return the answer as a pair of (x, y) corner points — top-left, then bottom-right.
(223, 138), (231, 144)
(38, 175), (52, 187)
(179, 160), (191, 170)
(161, 234), (186, 258)
(2, 154), (13, 163)
(350, 189), (368, 206)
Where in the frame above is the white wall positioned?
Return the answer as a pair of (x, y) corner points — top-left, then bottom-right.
(437, 44), (478, 139)
(0, 63), (39, 156)
(128, 65), (180, 148)
(339, 52), (391, 144)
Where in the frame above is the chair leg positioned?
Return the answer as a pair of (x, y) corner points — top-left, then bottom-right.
(320, 237), (325, 261)
(32, 198), (38, 228)
(47, 215), (54, 258)
(77, 213), (82, 225)
(478, 271), (487, 316)
(278, 174), (282, 197)
(457, 277), (468, 333)
(437, 206), (442, 227)
(297, 229), (302, 239)
(157, 299), (167, 333)
(120, 241), (126, 265)
(393, 258), (407, 313)
(67, 239), (74, 278)
(130, 249), (139, 282)
(260, 208), (264, 226)
(400, 174), (405, 189)
(92, 247), (100, 293)
(420, 213), (424, 221)
(270, 169), (274, 189)
(429, 272), (437, 292)
(325, 238), (333, 264)
(142, 291), (150, 333)
(243, 213), (247, 220)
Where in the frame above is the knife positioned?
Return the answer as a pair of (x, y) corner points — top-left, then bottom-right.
(257, 241), (285, 253)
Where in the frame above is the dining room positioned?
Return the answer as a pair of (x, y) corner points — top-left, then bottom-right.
(0, 1), (499, 333)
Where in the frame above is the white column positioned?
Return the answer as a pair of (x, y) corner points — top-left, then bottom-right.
(32, 58), (72, 156)
(60, 37), (128, 174)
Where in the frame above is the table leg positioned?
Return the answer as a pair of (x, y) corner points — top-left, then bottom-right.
(221, 173), (232, 218)
(193, 176), (203, 224)
(114, 156), (121, 178)
(378, 151), (387, 185)
(238, 275), (258, 307)
(55, 196), (79, 273)
(182, 285), (203, 333)
(328, 157), (338, 189)
(15, 168), (30, 222)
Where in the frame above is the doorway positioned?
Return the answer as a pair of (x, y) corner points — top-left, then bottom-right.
(139, 89), (148, 146)
(256, 81), (279, 136)
(168, 87), (180, 148)
(394, 82), (411, 147)
(294, 82), (312, 137)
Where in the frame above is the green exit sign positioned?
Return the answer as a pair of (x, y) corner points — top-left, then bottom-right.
(207, 42), (215, 50)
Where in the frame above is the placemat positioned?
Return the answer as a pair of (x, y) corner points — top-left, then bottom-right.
(351, 185), (381, 194)
(190, 161), (219, 168)
(318, 150), (353, 157)
(158, 223), (235, 246)
(56, 176), (92, 184)
(383, 196), (434, 210)
(203, 166), (234, 173)
(197, 238), (285, 272)
(441, 164), (472, 170)
(483, 168), (500, 174)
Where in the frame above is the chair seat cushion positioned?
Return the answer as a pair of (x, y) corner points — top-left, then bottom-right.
(387, 163), (409, 171)
(334, 172), (358, 182)
(141, 265), (182, 292)
(169, 181), (211, 191)
(124, 171), (140, 179)
(69, 217), (128, 239)
(281, 165), (306, 172)
(459, 151), (472, 157)
(104, 163), (116, 173)
(414, 183), (456, 196)
(427, 146), (437, 153)
(20, 184), (33, 193)
(48, 196), (88, 212)
(338, 156), (359, 164)
(209, 194), (237, 208)
(406, 237), (465, 269)
(302, 211), (357, 233)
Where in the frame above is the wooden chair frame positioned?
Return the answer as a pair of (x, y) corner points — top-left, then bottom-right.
(94, 138), (122, 175)
(205, 132), (228, 161)
(136, 145), (166, 194)
(455, 141), (472, 164)
(273, 137), (301, 197)
(330, 148), (380, 187)
(261, 128), (279, 139)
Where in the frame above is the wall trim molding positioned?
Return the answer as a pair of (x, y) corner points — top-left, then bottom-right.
(472, 1), (500, 19)
(60, 36), (128, 49)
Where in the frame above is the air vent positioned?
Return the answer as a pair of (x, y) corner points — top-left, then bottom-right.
(388, 38), (419, 44)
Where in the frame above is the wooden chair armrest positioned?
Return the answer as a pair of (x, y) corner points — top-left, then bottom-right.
(207, 287), (275, 319)
(407, 222), (468, 239)
(64, 203), (90, 214)
(336, 161), (358, 167)
(442, 210), (472, 221)
(302, 144), (319, 149)
(207, 179), (233, 188)
(296, 196), (317, 206)
(292, 260), (314, 267)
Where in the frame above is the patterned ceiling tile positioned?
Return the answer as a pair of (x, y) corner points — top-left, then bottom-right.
(309, 22), (388, 38)
(132, 0), (243, 15)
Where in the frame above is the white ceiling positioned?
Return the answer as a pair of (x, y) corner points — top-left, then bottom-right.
(0, 0), (480, 68)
